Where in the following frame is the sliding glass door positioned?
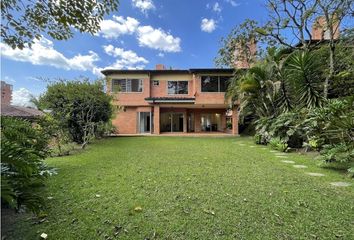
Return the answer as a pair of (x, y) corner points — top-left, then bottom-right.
(160, 113), (184, 132)
(138, 112), (152, 133)
(201, 113), (222, 132)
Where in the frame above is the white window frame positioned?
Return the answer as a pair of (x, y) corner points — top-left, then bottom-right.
(111, 79), (143, 93)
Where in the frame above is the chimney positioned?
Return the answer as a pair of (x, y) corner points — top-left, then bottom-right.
(155, 64), (166, 70)
(233, 39), (257, 69)
(312, 16), (340, 40)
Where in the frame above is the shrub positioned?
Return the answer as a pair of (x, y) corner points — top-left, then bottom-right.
(254, 111), (305, 148)
(269, 111), (306, 148)
(269, 137), (288, 152)
(38, 114), (73, 156)
(39, 79), (114, 148)
(95, 121), (116, 138)
(303, 97), (354, 147)
(254, 117), (273, 144)
(1, 117), (56, 214)
(318, 143), (354, 170)
(348, 167), (354, 178)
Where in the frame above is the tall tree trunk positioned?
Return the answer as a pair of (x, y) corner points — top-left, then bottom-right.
(324, 43), (335, 99)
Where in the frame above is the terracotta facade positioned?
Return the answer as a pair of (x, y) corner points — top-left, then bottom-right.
(103, 67), (239, 135)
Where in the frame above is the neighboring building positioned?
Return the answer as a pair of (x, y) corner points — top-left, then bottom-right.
(1, 105), (44, 119)
(102, 65), (239, 135)
(312, 16), (340, 41)
(1, 81), (12, 105)
(233, 39), (257, 69)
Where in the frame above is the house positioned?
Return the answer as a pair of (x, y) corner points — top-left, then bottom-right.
(1, 105), (44, 120)
(102, 65), (239, 135)
(1, 81), (12, 105)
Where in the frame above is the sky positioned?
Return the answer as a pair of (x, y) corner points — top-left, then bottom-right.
(1, 0), (269, 106)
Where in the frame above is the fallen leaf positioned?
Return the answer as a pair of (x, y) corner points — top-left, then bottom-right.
(134, 206), (143, 212)
(203, 209), (215, 215)
(40, 233), (48, 239)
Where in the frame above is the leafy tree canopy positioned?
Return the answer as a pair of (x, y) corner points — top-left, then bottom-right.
(1, 0), (119, 49)
(39, 79), (113, 147)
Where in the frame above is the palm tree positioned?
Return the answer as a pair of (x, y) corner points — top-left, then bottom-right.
(226, 49), (324, 123)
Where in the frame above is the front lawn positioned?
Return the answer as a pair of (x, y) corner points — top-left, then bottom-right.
(3, 137), (354, 239)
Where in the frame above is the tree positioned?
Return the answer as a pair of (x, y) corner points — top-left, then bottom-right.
(315, 0), (353, 98)
(215, 19), (268, 68)
(1, 0), (119, 49)
(257, 0), (353, 98)
(1, 117), (55, 214)
(226, 49), (324, 124)
(39, 79), (113, 149)
(258, 0), (318, 50)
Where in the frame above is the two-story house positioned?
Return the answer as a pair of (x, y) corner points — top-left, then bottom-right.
(102, 65), (239, 135)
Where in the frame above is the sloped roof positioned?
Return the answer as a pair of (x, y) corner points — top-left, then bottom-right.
(1, 105), (44, 118)
(101, 68), (235, 76)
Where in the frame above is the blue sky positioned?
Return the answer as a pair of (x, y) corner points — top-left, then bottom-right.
(1, 0), (267, 105)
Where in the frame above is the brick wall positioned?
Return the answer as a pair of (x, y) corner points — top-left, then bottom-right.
(112, 107), (137, 134)
(1, 81), (12, 105)
(312, 16), (340, 40)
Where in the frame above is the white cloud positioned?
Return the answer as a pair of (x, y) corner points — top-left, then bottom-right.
(213, 2), (222, 13)
(225, 0), (240, 7)
(201, 18), (217, 33)
(98, 16), (182, 53)
(12, 88), (36, 108)
(26, 76), (41, 82)
(99, 16), (140, 39)
(0, 37), (100, 74)
(137, 26), (181, 52)
(132, 0), (155, 14)
(3, 76), (16, 83)
(103, 45), (149, 70)
(157, 52), (164, 57)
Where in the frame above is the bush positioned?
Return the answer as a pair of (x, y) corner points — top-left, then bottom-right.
(254, 111), (305, 148)
(269, 137), (288, 152)
(39, 79), (114, 148)
(303, 97), (354, 147)
(95, 121), (116, 138)
(318, 143), (354, 170)
(38, 114), (74, 156)
(1, 117), (56, 214)
(254, 117), (273, 144)
(348, 167), (354, 178)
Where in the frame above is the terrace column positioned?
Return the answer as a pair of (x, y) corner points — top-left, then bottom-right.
(232, 106), (239, 136)
(154, 105), (160, 134)
(194, 111), (201, 132)
(221, 112), (227, 132)
(183, 111), (187, 133)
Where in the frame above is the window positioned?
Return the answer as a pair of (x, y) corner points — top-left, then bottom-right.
(201, 76), (231, 92)
(153, 80), (159, 86)
(168, 81), (188, 94)
(201, 76), (218, 92)
(219, 76), (230, 92)
(111, 79), (143, 92)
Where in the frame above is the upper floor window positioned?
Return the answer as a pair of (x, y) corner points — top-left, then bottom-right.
(168, 81), (188, 94)
(112, 79), (143, 92)
(201, 76), (231, 92)
(152, 80), (159, 86)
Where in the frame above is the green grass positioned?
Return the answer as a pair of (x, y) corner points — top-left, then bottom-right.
(3, 137), (354, 239)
